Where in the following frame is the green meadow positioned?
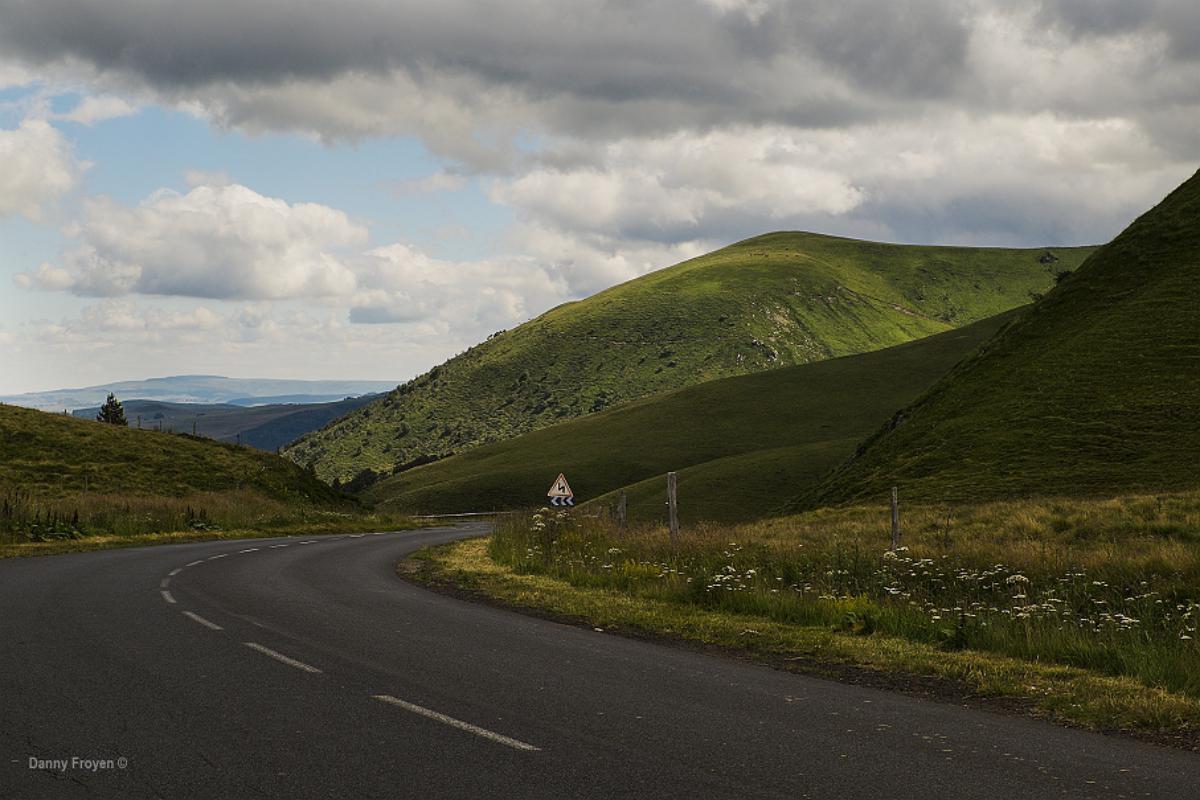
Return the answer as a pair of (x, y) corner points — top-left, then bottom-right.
(0, 403), (411, 555)
(365, 311), (1018, 518)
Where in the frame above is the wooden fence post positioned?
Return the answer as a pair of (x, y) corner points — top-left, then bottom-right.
(890, 485), (901, 549)
(616, 490), (627, 528)
(667, 472), (679, 543)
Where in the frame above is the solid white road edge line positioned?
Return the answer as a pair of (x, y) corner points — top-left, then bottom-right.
(371, 695), (541, 752)
(161, 590), (177, 605)
(243, 642), (323, 674)
(182, 611), (224, 631)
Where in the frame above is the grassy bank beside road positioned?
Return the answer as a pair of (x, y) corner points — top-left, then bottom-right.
(410, 494), (1200, 742)
(0, 490), (422, 559)
(0, 402), (424, 558)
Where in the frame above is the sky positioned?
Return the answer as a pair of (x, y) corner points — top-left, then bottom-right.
(0, 0), (1197, 394)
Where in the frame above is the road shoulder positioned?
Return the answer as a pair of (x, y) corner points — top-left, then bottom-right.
(400, 537), (1200, 753)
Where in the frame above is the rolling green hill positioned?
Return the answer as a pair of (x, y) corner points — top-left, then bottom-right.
(288, 232), (1094, 482)
(811, 167), (1200, 507)
(363, 310), (1017, 520)
(0, 403), (339, 504)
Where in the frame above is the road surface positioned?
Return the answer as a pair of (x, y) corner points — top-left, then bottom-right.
(2, 524), (1197, 799)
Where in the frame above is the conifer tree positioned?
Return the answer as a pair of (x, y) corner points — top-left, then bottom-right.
(96, 393), (128, 426)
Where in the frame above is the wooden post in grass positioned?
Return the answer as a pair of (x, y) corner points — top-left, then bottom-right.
(616, 490), (627, 528)
(890, 486), (901, 549)
(667, 472), (679, 543)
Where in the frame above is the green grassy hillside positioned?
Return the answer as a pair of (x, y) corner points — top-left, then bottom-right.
(1, 403), (339, 503)
(288, 232), (1094, 482)
(364, 310), (1017, 519)
(812, 167), (1200, 507)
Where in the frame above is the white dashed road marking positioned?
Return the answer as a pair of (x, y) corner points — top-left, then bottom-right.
(243, 642), (323, 674)
(208, 553), (228, 560)
(186, 560), (204, 567)
(168, 568), (182, 577)
(182, 611), (223, 631)
(371, 695), (540, 752)
(160, 590), (177, 605)
(269, 544), (289, 549)
(239, 548), (260, 553)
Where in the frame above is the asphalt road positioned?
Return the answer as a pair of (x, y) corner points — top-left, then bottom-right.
(2, 524), (1198, 799)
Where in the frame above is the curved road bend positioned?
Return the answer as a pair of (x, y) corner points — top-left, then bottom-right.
(1, 524), (1197, 799)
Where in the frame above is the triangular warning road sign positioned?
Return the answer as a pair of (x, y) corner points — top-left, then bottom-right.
(547, 473), (574, 498)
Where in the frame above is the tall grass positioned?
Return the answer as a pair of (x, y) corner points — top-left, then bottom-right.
(488, 491), (1200, 698)
(0, 486), (379, 545)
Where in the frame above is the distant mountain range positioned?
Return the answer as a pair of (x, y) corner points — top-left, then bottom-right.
(0, 375), (398, 412)
(69, 395), (382, 453)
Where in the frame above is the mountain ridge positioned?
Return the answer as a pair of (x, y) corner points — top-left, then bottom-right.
(287, 231), (1096, 482)
(809, 167), (1200, 507)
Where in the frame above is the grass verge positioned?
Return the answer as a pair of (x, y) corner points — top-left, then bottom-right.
(0, 510), (424, 559)
(407, 536), (1200, 750)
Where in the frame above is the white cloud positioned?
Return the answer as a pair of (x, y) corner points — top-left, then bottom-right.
(492, 113), (1189, 271)
(19, 182), (367, 299)
(15, 178), (572, 339)
(184, 169), (232, 188)
(350, 243), (559, 332)
(0, 118), (81, 220)
(0, 61), (32, 90)
(499, 128), (864, 245)
(54, 94), (137, 125)
(390, 171), (468, 195)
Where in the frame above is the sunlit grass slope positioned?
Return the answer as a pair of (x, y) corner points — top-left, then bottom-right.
(0, 404), (357, 546)
(813, 167), (1200, 507)
(288, 232), (1093, 482)
(0, 404), (338, 502)
(364, 310), (1017, 519)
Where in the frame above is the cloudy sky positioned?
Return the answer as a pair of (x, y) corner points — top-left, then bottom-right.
(1, 0), (1197, 393)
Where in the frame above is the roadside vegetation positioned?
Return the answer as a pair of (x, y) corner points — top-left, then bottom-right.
(0, 403), (416, 558)
(0, 487), (419, 558)
(416, 492), (1200, 737)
